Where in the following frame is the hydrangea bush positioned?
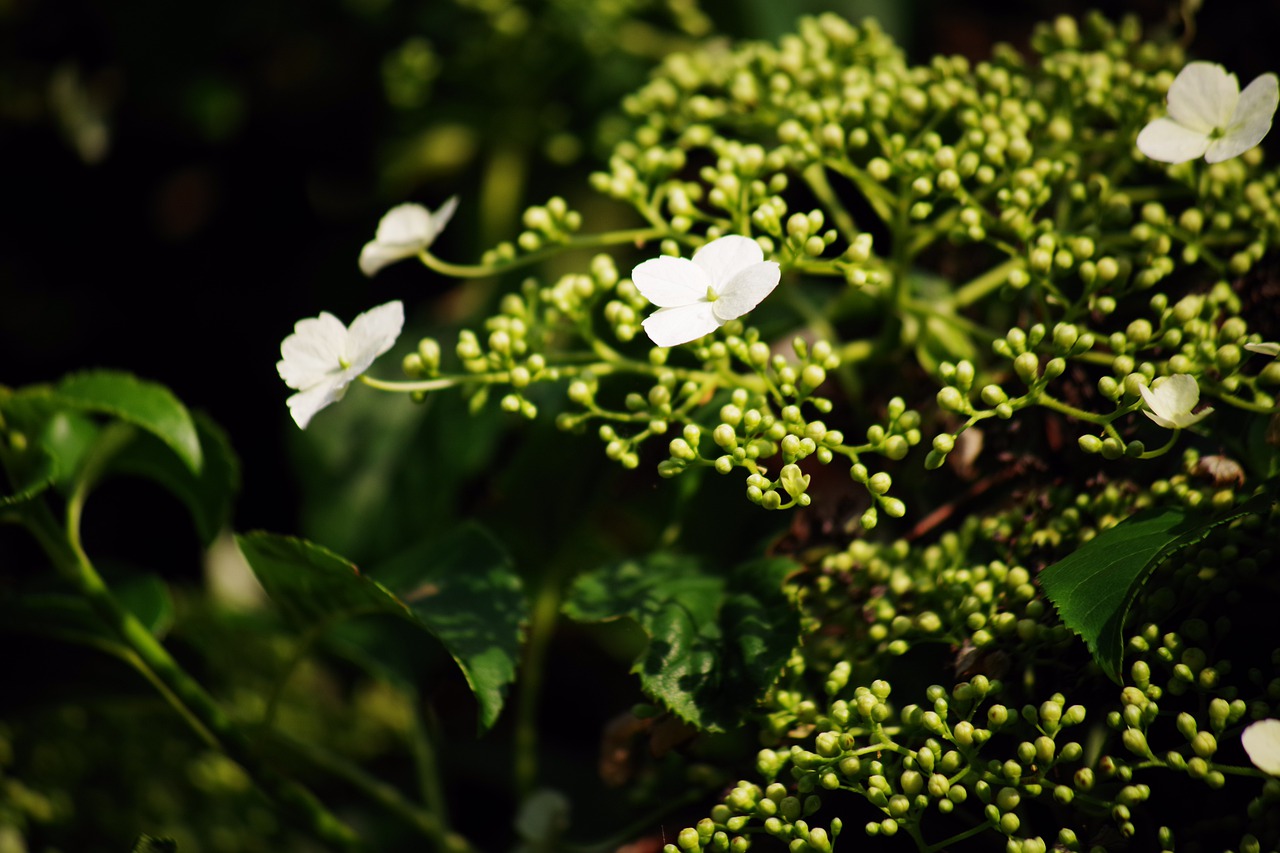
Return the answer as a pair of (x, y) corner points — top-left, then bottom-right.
(4, 10), (1280, 852)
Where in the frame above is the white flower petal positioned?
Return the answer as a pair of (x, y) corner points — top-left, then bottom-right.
(1138, 381), (1162, 413)
(346, 300), (406, 372)
(712, 261), (782, 321)
(642, 302), (721, 347)
(278, 301), (405, 429)
(1158, 373), (1201, 415)
(1243, 719), (1280, 776)
(359, 241), (419, 277)
(1175, 406), (1213, 428)
(1245, 341), (1280, 357)
(1208, 72), (1280, 163)
(277, 313), (348, 390)
(375, 203), (434, 244)
(1137, 117), (1211, 163)
(631, 256), (711, 307)
(426, 195), (459, 241)
(1141, 374), (1211, 429)
(1167, 62), (1239, 133)
(285, 382), (346, 430)
(360, 197), (459, 277)
(692, 235), (764, 291)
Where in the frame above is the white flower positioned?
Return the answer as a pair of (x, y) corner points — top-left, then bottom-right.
(1242, 719), (1280, 776)
(277, 300), (405, 429)
(1139, 373), (1213, 429)
(359, 197), (458, 277)
(1245, 341), (1280, 357)
(630, 235), (781, 347)
(1137, 62), (1279, 164)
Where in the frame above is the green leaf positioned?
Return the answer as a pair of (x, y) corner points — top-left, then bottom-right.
(563, 553), (801, 731)
(54, 371), (202, 474)
(0, 574), (176, 652)
(237, 524), (525, 732)
(132, 835), (178, 853)
(0, 390), (92, 502)
(1041, 492), (1273, 682)
(0, 439), (56, 507)
(108, 413), (239, 546)
(235, 534), (409, 624)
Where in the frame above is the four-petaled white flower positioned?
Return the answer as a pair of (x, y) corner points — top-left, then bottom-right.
(1139, 373), (1213, 429)
(631, 235), (781, 347)
(1137, 62), (1279, 164)
(277, 300), (405, 429)
(359, 198), (458, 277)
(1245, 341), (1280, 358)
(1243, 719), (1280, 776)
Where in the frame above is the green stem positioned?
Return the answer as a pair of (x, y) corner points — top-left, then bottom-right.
(419, 228), (668, 280)
(1036, 393), (1114, 426)
(1214, 389), (1280, 414)
(273, 730), (476, 852)
(921, 818), (997, 852)
(360, 354), (769, 397)
(408, 698), (449, 820)
(1137, 428), (1181, 459)
(802, 163), (860, 240)
(514, 562), (568, 799)
(835, 339), (876, 364)
(950, 257), (1022, 309)
(25, 429), (360, 849)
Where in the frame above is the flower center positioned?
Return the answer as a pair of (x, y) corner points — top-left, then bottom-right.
(705, 286), (719, 302)
(338, 355), (352, 370)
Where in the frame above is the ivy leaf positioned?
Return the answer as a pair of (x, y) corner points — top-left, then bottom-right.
(53, 371), (202, 474)
(563, 553), (800, 731)
(237, 524), (524, 732)
(1040, 492), (1273, 682)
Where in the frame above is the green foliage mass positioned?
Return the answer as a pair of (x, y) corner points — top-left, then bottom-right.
(3, 7), (1280, 853)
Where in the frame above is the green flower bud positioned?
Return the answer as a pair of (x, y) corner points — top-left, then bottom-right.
(1122, 728), (1149, 757)
(1191, 731), (1217, 758)
(1013, 352), (1039, 384)
(937, 386), (966, 412)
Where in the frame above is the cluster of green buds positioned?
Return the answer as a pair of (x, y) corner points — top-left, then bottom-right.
(662, 675), (1117, 852)
(361, 7), (1280, 524)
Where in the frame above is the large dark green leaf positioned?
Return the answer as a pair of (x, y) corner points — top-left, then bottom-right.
(107, 413), (239, 546)
(237, 524), (525, 732)
(563, 553), (801, 731)
(54, 371), (202, 474)
(1040, 492), (1273, 682)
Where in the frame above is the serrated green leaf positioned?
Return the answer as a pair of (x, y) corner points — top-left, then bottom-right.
(1041, 492), (1273, 682)
(54, 371), (202, 474)
(563, 553), (800, 731)
(108, 413), (239, 546)
(237, 524), (525, 732)
(236, 534), (409, 625)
